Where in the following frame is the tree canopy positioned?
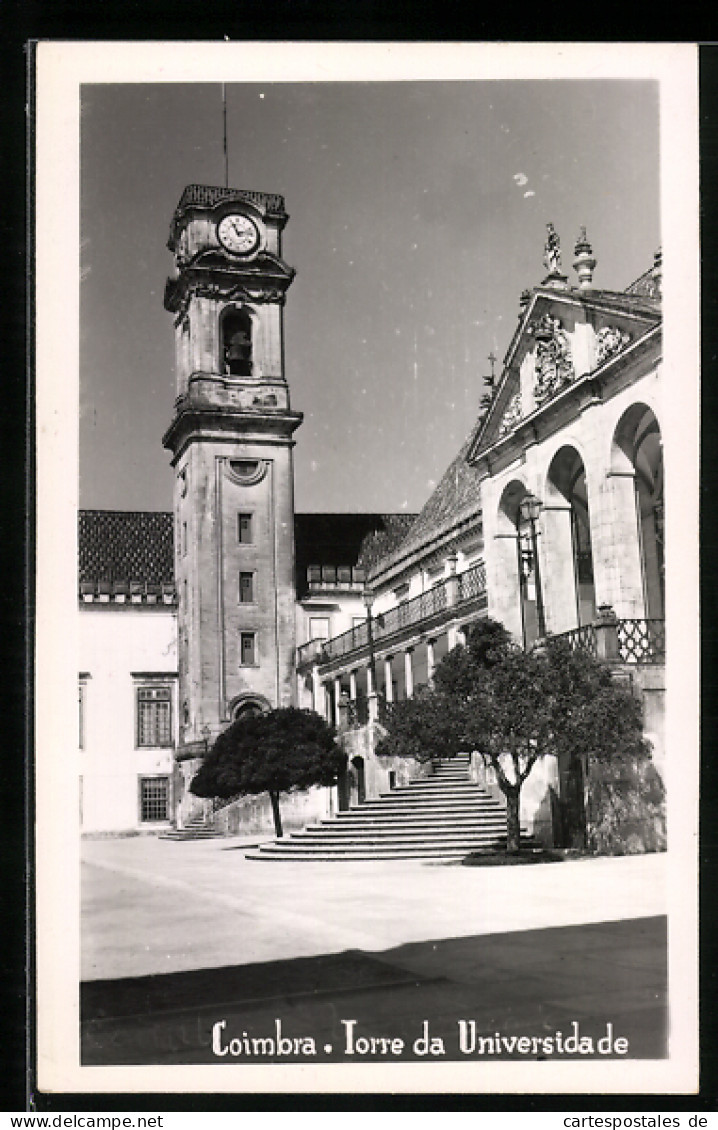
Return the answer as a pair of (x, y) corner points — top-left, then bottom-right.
(376, 619), (660, 853)
(190, 707), (346, 837)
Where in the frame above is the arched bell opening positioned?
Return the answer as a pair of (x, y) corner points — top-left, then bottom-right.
(221, 307), (254, 377)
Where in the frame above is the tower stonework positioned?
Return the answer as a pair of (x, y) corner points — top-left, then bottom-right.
(163, 185), (302, 752)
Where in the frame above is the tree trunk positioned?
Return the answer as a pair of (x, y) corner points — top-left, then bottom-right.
(269, 791), (283, 838)
(505, 787), (521, 854)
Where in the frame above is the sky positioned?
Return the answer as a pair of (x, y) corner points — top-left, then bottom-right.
(80, 79), (660, 515)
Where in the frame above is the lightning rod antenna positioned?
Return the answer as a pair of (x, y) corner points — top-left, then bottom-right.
(222, 83), (229, 188)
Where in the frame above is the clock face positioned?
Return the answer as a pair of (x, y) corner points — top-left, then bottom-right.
(217, 213), (260, 255)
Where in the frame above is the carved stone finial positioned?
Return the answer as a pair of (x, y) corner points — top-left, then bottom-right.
(573, 226), (596, 289)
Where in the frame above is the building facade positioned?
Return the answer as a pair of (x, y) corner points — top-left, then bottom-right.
(78, 189), (664, 840)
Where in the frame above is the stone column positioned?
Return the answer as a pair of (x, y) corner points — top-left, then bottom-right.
(490, 533), (524, 642)
(384, 656), (394, 703)
(349, 669), (358, 701)
(311, 664), (322, 715)
(447, 622), (462, 650)
(596, 471), (645, 617)
(541, 503), (578, 634)
(404, 648), (414, 699)
(426, 638), (436, 686)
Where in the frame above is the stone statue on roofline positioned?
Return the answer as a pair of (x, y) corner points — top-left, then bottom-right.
(543, 222), (562, 275)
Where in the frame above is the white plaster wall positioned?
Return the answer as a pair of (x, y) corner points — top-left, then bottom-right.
(79, 607), (177, 833)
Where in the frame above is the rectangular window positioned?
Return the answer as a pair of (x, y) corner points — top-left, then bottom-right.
(310, 616), (330, 640)
(139, 776), (170, 822)
(240, 632), (257, 666)
(137, 686), (172, 747)
(239, 571), (255, 603)
(238, 512), (253, 544)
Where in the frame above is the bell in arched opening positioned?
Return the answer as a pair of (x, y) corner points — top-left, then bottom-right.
(222, 309), (253, 377)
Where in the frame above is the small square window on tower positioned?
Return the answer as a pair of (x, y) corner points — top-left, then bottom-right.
(240, 632), (257, 666)
(238, 512), (253, 544)
(239, 571), (255, 603)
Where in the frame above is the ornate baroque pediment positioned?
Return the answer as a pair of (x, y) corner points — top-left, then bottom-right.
(528, 312), (575, 405)
(596, 325), (631, 366)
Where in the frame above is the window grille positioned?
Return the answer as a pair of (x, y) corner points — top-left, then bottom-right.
(137, 686), (172, 747)
(140, 776), (169, 822)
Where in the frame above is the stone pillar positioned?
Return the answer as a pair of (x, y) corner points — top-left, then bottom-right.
(349, 669), (358, 701)
(597, 471), (645, 617)
(323, 678), (332, 723)
(334, 676), (342, 714)
(594, 603), (620, 662)
(384, 656), (394, 703)
(541, 503), (578, 635)
(311, 664), (322, 714)
(447, 621), (462, 650)
(490, 533), (524, 642)
(404, 648), (414, 699)
(337, 691), (350, 732)
(426, 638), (436, 687)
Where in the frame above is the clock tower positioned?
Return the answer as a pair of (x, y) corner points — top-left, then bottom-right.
(162, 185), (302, 753)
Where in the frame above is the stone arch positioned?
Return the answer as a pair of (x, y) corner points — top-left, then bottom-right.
(611, 403), (663, 618)
(544, 444), (596, 629)
(494, 478), (535, 647)
(228, 693), (271, 721)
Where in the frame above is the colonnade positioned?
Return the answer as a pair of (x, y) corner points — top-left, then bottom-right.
(315, 620), (472, 727)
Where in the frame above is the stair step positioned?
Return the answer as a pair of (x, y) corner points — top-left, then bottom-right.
(241, 755), (526, 862)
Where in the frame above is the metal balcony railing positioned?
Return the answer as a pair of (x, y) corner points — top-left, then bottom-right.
(314, 562), (487, 667)
(554, 617), (665, 665)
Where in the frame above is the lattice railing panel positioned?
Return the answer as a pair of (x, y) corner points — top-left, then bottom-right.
(458, 562), (487, 603)
(617, 619), (665, 664)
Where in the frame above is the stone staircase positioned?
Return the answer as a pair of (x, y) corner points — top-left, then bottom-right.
(246, 754), (537, 861)
(158, 812), (223, 841)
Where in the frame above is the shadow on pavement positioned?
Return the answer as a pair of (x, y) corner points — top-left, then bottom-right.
(81, 915), (667, 1065)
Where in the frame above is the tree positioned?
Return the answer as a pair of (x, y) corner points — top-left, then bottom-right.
(190, 707), (346, 837)
(377, 619), (657, 854)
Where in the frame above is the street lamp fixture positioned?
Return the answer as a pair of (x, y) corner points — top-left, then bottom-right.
(519, 493), (547, 640)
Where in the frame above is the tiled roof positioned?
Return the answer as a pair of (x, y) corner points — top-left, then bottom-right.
(78, 509), (419, 599)
(79, 510), (174, 586)
(368, 430), (482, 582)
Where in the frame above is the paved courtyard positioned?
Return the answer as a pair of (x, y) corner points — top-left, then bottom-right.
(81, 837), (668, 1065)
